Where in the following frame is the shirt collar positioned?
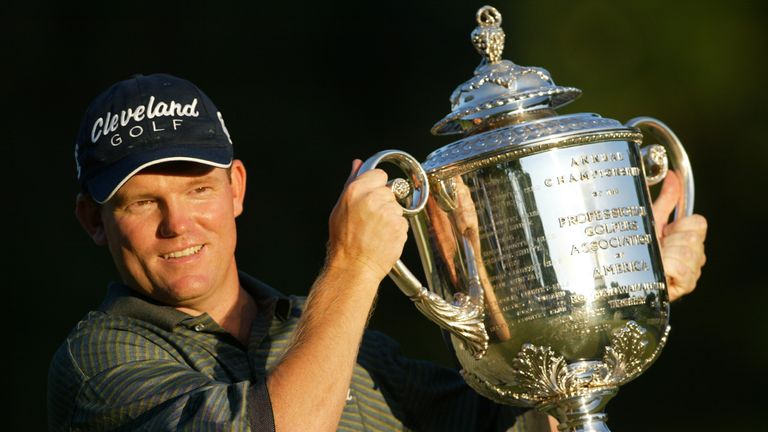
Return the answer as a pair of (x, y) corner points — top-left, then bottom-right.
(238, 271), (293, 321)
(98, 271), (293, 331)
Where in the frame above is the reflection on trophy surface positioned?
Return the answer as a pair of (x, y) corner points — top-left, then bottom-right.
(360, 5), (694, 431)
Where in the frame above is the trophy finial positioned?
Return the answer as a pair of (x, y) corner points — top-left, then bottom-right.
(472, 6), (505, 64)
(431, 5), (581, 135)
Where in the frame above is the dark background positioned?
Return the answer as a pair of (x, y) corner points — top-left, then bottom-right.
(9, 1), (766, 430)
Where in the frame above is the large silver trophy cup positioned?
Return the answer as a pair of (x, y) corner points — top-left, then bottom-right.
(360, 6), (694, 431)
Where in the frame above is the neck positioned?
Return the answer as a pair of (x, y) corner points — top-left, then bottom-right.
(175, 275), (258, 346)
(217, 285), (258, 345)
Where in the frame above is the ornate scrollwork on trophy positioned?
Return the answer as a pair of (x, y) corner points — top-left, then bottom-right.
(599, 323), (671, 386)
(592, 321), (651, 386)
(409, 287), (489, 359)
(459, 321), (666, 405)
(512, 344), (578, 400)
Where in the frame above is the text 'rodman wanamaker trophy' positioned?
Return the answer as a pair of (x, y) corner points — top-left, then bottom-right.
(359, 5), (695, 432)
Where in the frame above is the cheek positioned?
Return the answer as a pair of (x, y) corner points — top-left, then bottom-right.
(203, 199), (238, 242)
(213, 206), (238, 234)
(101, 218), (146, 283)
(106, 216), (157, 258)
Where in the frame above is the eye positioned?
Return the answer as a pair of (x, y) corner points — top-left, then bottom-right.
(126, 199), (156, 211)
(193, 186), (213, 194)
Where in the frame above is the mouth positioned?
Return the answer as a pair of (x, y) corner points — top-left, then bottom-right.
(161, 244), (204, 260)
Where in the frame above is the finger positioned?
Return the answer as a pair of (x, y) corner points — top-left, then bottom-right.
(659, 229), (706, 249)
(368, 184), (403, 206)
(661, 244), (706, 268)
(347, 169), (389, 194)
(663, 256), (701, 300)
(662, 214), (708, 239)
(664, 256), (700, 287)
(661, 240), (707, 268)
(651, 170), (681, 233)
(383, 204), (410, 230)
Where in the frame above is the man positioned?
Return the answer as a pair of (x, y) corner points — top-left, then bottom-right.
(48, 74), (707, 431)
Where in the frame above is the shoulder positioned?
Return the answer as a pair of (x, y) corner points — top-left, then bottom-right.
(47, 311), (178, 430)
(54, 311), (179, 380)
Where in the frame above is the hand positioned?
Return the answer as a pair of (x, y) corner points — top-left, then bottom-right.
(326, 159), (409, 283)
(651, 171), (708, 302)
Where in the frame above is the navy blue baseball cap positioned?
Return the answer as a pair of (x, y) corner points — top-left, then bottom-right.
(74, 73), (234, 203)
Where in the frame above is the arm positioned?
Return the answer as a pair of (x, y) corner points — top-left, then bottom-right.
(266, 159), (409, 431)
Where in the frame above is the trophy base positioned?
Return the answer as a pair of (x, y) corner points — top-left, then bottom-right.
(540, 387), (618, 432)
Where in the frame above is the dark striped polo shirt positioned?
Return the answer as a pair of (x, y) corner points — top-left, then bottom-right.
(48, 272), (528, 431)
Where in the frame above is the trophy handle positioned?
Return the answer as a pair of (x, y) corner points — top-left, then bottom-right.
(626, 117), (695, 218)
(359, 150), (489, 358)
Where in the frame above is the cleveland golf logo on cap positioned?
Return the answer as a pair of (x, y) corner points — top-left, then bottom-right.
(75, 74), (235, 203)
(90, 96), (201, 146)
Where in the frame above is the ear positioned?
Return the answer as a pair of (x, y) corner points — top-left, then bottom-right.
(75, 193), (108, 246)
(229, 159), (247, 218)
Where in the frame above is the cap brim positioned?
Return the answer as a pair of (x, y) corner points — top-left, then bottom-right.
(86, 146), (233, 203)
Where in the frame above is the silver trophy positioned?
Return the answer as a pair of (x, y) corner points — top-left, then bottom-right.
(359, 5), (694, 431)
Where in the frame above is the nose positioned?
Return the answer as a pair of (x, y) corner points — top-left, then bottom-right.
(157, 198), (191, 238)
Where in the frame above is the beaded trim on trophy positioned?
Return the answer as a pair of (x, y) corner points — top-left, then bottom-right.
(460, 321), (671, 406)
(424, 114), (643, 179)
(431, 86), (582, 136)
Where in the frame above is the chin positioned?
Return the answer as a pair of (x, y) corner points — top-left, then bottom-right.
(157, 275), (215, 305)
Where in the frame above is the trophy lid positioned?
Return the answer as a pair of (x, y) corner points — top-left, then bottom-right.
(423, 6), (638, 178)
(431, 6), (581, 136)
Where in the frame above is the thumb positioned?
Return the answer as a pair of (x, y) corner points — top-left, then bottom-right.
(344, 159), (363, 187)
(651, 170), (680, 235)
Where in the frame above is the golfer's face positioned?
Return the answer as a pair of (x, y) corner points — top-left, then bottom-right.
(100, 161), (245, 307)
